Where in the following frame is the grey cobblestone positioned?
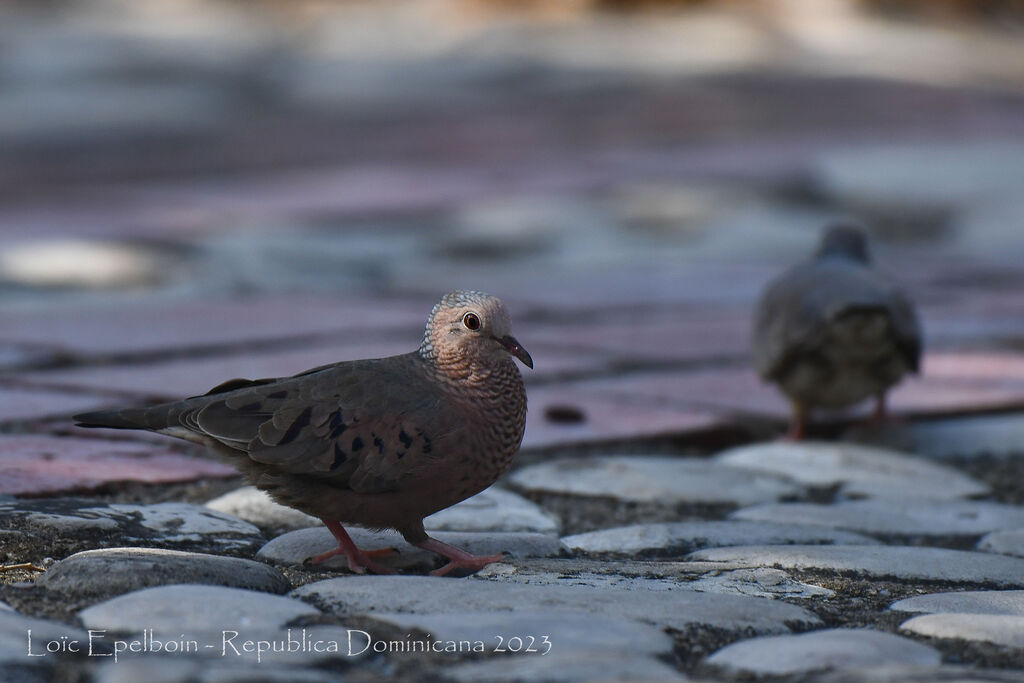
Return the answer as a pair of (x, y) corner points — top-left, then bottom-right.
(509, 455), (801, 506)
(688, 545), (1024, 587)
(562, 520), (878, 558)
(731, 500), (1024, 539)
(715, 441), (989, 499)
(291, 575), (821, 633)
(79, 585), (321, 634)
(36, 548), (290, 600)
(705, 628), (941, 676)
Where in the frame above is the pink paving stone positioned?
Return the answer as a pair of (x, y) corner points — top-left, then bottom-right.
(0, 435), (236, 495)
(583, 350), (1024, 422)
(887, 377), (1024, 414)
(522, 385), (725, 451)
(918, 288), (1024, 348)
(0, 294), (428, 355)
(19, 338), (594, 400)
(920, 351), (1024, 382)
(887, 353), (1024, 414)
(407, 262), (781, 314)
(0, 385), (115, 423)
(587, 366), (789, 419)
(516, 343), (613, 380)
(23, 339), (419, 399)
(521, 308), (752, 362)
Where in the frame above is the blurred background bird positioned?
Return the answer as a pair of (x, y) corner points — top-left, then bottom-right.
(753, 224), (922, 439)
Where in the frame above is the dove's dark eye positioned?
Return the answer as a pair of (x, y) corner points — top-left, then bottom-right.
(462, 312), (481, 330)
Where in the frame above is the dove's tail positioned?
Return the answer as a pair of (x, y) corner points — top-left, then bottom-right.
(75, 404), (225, 451)
(73, 408), (159, 431)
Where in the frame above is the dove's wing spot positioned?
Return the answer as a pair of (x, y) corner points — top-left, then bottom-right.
(327, 411), (348, 439)
(331, 444), (347, 470)
(277, 406), (313, 446)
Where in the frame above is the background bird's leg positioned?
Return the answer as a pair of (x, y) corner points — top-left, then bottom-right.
(309, 519), (396, 574)
(412, 536), (506, 577)
(872, 392), (887, 422)
(787, 401), (807, 441)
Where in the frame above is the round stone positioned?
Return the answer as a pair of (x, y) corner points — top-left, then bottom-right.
(508, 455), (800, 506)
(900, 614), (1024, 649)
(424, 487), (560, 534)
(562, 520), (878, 558)
(715, 441), (988, 500)
(447, 649), (687, 682)
(369, 609), (673, 657)
(204, 487), (317, 532)
(292, 575), (820, 634)
(688, 545), (1024, 588)
(0, 499), (265, 559)
(1, 609), (91, 665)
(688, 568), (835, 599)
(37, 548), (290, 600)
(890, 590), (1024, 616)
(706, 628), (940, 675)
(978, 529), (1024, 558)
(79, 585), (320, 634)
(731, 499), (1024, 539)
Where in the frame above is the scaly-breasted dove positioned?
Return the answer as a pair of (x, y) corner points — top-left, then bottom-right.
(74, 290), (533, 576)
(752, 224), (921, 439)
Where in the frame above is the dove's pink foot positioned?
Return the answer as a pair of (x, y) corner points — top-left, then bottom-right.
(413, 537), (507, 577)
(310, 520), (397, 574)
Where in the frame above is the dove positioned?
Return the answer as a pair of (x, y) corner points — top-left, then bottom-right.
(752, 224), (922, 439)
(74, 290), (533, 576)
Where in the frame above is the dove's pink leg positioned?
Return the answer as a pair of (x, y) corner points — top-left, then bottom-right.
(310, 520), (396, 574)
(413, 537), (506, 577)
(786, 401), (807, 441)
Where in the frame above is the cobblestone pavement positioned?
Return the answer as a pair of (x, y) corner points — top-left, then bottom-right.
(2, 1), (1024, 681)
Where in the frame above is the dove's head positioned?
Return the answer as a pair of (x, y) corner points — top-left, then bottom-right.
(420, 290), (534, 371)
(816, 223), (871, 264)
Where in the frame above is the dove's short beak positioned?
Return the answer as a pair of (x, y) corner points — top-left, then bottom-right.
(497, 335), (533, 369)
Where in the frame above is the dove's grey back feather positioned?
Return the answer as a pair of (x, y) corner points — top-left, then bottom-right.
(753, 248), (921, 410)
